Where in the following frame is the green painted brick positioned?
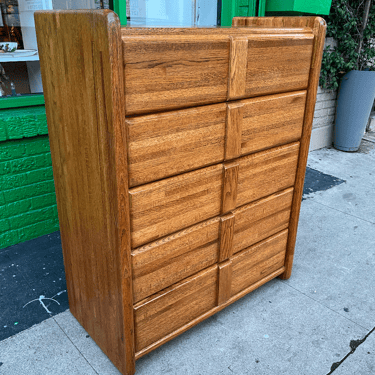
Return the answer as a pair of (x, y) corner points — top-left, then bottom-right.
(23, 137), (51, 156)
(16, 218), (59, 245)
(0, 219), (10, 233)
(10, 154), (50, 174)
(27, 167), (54, 185)
(0, 173), (28, 190)
(0, 191), (5, 205)
(0, 161), (11, 175)
(0, 167), (53, 190)
(9, 206), (56, 230)
(0, 106), (48, 142)
(6, 199), (33, 217)
(0, 127), (7, 142)
(4, 180), (55, 203)
(32, 193), (57, 210)
(0, 231), (13, 247)
(0, 204), (7, 217)
(0, 142), (27, 161)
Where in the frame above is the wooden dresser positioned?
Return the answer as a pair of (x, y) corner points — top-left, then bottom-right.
(35, 10), (326, 375)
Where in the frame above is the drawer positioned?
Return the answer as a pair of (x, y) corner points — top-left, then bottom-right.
(231, 230), (288, 296)
(132, 217), (221, 303)
(237, 142), (299, 207)
(129, 164), (223, 248)
(126, 91), (306, 187)
(130, 143), (299, 247)
(232, 188), (293, 255)
(126, 104), (226, 187)
(134, 265), (218, 352)
(239, 91), (306, 156)
(123, 33), (313, 115)
(123, 35), (229, 115)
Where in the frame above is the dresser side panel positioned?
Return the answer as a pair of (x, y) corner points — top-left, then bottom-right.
(35, 10), (134, 375)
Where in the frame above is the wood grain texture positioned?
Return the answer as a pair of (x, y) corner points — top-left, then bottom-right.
(129, 164), (223, 248)
(134, 265), (218, 352)
(232, 16), (317, 29)
(240, 91), (307, 155)
(121, 27), (313, 37)
(232, 188), (293, 254)
(123, 35), (230, 115)
(245, 35), (313, 97)
(221, 162), (239, 214)
(231, 230), (288, 296)
(131, 217), (220, 303)
(126, 104), (226, 187)
(225, 102), (244, 160)
(236, 142), (300, 207)
(228, 37), (248, 99)
(281, 18), (327, 280)
(35, 10), (134, 375)
(217, 260), (232, 305)
(135, 267), (285, 360)
(219, 213), (235, 262)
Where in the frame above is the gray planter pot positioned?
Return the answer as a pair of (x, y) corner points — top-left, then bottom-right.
(334, 70), (375, 152)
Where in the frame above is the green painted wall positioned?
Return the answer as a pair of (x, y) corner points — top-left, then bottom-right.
(266, 0), (332, 15)
(0, 106), (59, 249)
(221, 0), (266, 27)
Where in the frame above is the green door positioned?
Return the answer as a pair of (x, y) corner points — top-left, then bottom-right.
(221, 0), (266, 27)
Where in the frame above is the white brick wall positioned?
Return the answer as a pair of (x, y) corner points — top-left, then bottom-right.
(310, 84), (338, 151)
(309, 37), (338, 151)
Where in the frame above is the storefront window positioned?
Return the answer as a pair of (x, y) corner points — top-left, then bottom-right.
(126, 0), (218, 27)
(0, 0), (110, 99)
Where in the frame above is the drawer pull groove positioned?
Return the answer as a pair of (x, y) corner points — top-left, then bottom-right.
(217, 260), (232, 306)
(225, 102), (244, 160)
(228, 37), (249, 100)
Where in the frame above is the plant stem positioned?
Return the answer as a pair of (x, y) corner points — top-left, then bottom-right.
(356, 0), (372, 69)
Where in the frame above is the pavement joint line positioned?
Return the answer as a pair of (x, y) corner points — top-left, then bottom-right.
(306, 199), (375, 225)
(52, 315), (100, 375)
(326, 325), (375, 374)
(280, 281), (370, 331)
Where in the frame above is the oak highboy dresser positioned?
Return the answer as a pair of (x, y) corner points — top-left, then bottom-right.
(35, 10), (326, 375)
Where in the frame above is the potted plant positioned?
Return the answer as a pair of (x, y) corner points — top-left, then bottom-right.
(320, 0), (375, 151)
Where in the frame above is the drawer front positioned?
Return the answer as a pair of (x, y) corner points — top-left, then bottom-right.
(231, 230), (288, 296)
(127, 91), (306, 187)
(232, 188), (293, 255)
(129, 164), (223, 248)
(240, 91), (306, 156)
(123, 33), (313, 115)
(237, 142), (300, 207)
(124, 36), (229, 115)
(130, 143), (299, 248)
(132, 217), (220, 303)
(244, 36), (313, 98)
(127, 104), (226, 187)
(134, 265), (218, 352)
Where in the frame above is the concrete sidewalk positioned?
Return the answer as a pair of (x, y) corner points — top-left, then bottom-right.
(1, 143), (374, 375)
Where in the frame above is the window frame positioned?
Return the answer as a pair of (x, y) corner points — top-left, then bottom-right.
(0, 1), (127, 109)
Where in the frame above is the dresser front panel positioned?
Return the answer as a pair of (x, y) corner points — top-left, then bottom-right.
(132, 217), (220, 303)
(123, 33), (313, 115)
(129, 164), (223, 248)
(232, 188), (293, 255)
(231, 230), (288, 296)
(245, 35), (313, 97)
(134, 265), (218, 352)
(236, 142), (300, 207)
(126, 104), (226, 187)
(123, 35), (230, 115)
(239, 91), (306, 156)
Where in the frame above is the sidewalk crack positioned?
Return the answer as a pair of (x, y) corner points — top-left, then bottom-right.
(53, 316), (99, 375)
(327, 326), (375, 374)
